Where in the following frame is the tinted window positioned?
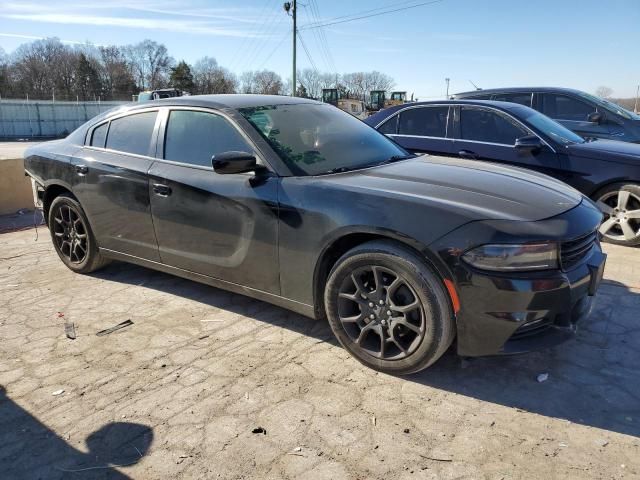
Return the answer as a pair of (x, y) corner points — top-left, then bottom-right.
(398, 107), (448, 137)
(464, 94), (492, 100)
(240, 104), (408, 176)
(542, 94), (593, 121)
(106, 112), (157, 156)
(460, 107), (528, 145)
(378, 115), (398, 134)
(164, 110), (251, 167)
(492, 92), (532, 107)
(90, 122), (108, 148)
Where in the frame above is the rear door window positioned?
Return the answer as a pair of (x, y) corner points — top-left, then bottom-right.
(90, 122), (108, 148)
(164, 110), (252, 167)
(377, 115), (398, 134)
(492, 92), (533, 107)
(542, 94), (594, 121)
(460, 107), (528, 145)
(106, 111), (157, 156)
(398, 107), (449, 137)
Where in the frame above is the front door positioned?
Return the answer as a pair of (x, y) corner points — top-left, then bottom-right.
(148, 108), (280, 294)
(540, 93), (611, 139)
(452, 106), (563, 178)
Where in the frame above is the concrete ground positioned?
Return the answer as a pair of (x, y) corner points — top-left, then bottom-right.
(0, 228), (638, 480)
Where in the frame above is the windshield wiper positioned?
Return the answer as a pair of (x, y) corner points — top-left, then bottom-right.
(321, 154), (415, 175)
(379, 154), (416, 165)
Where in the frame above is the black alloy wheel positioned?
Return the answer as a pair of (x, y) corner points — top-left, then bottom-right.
(48, 194), (109, 273)
(324, 240), (455, 375)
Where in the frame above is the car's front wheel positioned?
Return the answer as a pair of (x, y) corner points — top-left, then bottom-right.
(48, 194), (110, 273)
(324, 240), (455, 375)
(595, 183), (640, 247)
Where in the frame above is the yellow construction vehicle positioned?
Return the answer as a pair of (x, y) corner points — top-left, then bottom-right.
(322, 88), (367, 120)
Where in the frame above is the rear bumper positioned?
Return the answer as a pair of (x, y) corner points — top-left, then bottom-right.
(454, 247), (605, 357)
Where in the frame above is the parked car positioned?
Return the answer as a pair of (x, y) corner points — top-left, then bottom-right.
(366, 100), (640, 246)
(25, 95), (605, 374)
(452, 87), (640, 143)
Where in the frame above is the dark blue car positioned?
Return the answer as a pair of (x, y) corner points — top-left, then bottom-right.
(365, 100), (640, 246)
(452, 87), (640, 144)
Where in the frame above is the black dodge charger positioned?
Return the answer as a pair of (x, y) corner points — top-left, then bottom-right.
(24, 95), (606, 375)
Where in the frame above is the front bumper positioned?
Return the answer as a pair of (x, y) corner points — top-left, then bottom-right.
(430, 199), (605, 357)
(454, 247), (605, 356)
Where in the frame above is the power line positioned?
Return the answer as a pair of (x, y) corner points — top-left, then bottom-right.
(305, 0), (337, 74)
(300, 0), (446, 30)
(297, 29), (320, 75)
(303, 0), (426, 27)
(228, 0), (277, 71)
(257, 31), (289, 70)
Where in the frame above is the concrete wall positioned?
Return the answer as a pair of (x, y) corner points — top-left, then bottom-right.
(0, 100), (129, 139)
(0, 158), (33, 215)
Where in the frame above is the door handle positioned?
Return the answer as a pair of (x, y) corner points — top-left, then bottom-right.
(152, 184), (172, 197)
(75, 165), (88, 175)
(458, 150), (478, 159)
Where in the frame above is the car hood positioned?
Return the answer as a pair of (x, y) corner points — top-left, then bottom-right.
(325, 155), (583, 222)
(566, 139), (640, 165)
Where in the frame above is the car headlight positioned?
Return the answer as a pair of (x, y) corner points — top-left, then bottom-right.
(462, 243), (559, 271)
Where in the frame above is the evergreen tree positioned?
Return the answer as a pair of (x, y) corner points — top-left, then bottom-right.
(169, 60), (194, 93)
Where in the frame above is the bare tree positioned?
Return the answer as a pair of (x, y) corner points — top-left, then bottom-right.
(99, 46), (137, 100)
(240, 70), (283, 95)
(193, 57), (237, 94)
(125, 40), (172, 91)
(595, 86), (613, 99)
(297, 69), (336, 100)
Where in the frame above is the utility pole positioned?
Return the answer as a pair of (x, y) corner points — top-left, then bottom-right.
(445, 78), (450, 98)
(635, 84), (639, 114)
(284, 1), (297, 96)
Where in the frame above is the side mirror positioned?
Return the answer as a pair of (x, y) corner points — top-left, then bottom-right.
(212, 151), (258, 174)
(515, 135), (543, 155)
(587, 111), (602, 124)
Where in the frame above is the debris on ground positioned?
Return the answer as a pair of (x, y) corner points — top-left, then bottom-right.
(294, 447), (302, 452)
(52, 389), (64, 396)
(537, 373), (549, 383)
(96, 319), (134, 336)
(596, 440), (609, 447)
(403, 428), (410, 434)
(419, 454), (453, 462)
(372, 416), (376, 426)
(252, 427), (266, 435)
(559, 442), (568, 448)
(64, 321), (76, 340)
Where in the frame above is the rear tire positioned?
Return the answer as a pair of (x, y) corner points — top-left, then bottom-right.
(48, 194), (110, 273)
(324, 240), (455, 375)
(594, 183), (640, 247)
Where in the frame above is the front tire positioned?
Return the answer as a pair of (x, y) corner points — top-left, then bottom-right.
(594, 183), (640, 247)
(324, 240), (455, 375)
(48, 194), (109, 273)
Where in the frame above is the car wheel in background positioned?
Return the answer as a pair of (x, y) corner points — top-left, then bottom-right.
(595, 183), (640, 247)
(48, 194), (110, 273)
(324, 240), (455, 375)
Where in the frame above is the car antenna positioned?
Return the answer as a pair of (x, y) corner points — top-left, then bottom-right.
(468, 79), (482, 90)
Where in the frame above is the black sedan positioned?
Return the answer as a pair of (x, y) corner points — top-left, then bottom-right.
(25, 95), (605, 374)
(366, 100), (640, 247)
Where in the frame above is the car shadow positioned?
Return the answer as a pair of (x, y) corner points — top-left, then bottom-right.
(92, 263), (639, 439)
(0, 386), (153, 479)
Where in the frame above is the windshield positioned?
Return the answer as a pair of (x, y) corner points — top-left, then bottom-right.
(521, 109), (586, 145)
(240, 103), (408, 176)
(577, 92), (640, 120)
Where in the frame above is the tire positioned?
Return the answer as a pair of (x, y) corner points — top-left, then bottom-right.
(48, 194), (110, 273)
(324, 240), (455, 375)
(594, 183), (640, 247)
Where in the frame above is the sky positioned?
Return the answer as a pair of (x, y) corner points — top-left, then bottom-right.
(0, 0), (638, 99)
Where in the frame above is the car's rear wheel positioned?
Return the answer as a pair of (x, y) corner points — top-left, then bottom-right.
(595, 183), (640, 247)
(324, 240), (455, 375)
(48, 194), (109, 273)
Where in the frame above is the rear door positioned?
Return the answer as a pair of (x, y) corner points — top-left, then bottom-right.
(452, 106), (562, 176)
(73, 110), (161, 261)
(381, 106), (454, 155)
(148, 108), (280, 293)
(540, 92), (611, 139)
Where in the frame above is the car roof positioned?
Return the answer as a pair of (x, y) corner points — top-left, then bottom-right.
(364, 99), (536, 124)
(453, 87), (584, 96)
(136, 94), (321, 110)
